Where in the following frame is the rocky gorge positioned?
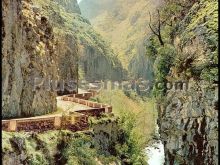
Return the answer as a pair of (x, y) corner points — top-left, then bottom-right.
(2, 0), (148, 164)
(2, 0), (218, 164)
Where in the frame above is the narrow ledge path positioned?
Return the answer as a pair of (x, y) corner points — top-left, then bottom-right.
(2, 90), (113, 132)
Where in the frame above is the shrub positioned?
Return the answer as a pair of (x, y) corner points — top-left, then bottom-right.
(152, 44), (176, 97)
(116, 111), (147, 164)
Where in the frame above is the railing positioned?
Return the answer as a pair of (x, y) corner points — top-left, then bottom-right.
(2, 90), (112, 132)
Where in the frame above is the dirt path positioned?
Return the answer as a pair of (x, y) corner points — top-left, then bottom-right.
(37, 96), (92, 117)
(2, 90), (113, 132)
(56, 96), (91, 112)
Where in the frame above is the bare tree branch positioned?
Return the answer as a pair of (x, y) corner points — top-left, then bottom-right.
(149, 11), (158, 35)
(148, 10), (164, 46)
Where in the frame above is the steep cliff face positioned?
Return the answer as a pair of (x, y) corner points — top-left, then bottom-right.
(2, 0), (58, 118)
(32, 0), (79, 90)
(79, 0), (162, 78)
(159, 81), (218, 164)
(153, 0), (218, 164)
(128, 47), (154, 81)
(33, 0), (125, 82)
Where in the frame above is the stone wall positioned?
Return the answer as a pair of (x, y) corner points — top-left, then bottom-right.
(2, 113), (89, 133)
(2, 91), (112, 132)
(62, 93), (113, 113)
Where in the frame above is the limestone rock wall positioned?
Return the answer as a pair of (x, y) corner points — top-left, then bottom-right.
(158, 81), (218, 164)
(92, 120), (119, 156)
(79, 44), (125, 81)
(157, 0), (218, 164)
(2, 0), (58, 118)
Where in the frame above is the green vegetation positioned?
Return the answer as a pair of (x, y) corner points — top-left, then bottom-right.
(91, 89), (157, 164)
(2, 129), (120, 165)
(91, 89), (157, 141)
(152, 45), (177, 97)
(89, 113), (117, 126)
(61, 132), (98, 165)
(33, 0), (124, 81)
(145, 0), (218, 98)
(61, 131), (121, 165)
(2, 131), (61, 164)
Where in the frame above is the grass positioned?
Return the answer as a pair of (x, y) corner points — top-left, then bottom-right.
(91, 89), (157, 145)
(43, 107), (64, 116)
(91, 89), (157, 163)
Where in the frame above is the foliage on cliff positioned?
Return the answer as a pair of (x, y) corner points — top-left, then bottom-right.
(146, 0), (218, 164)
(146, 0), (218, 97)
(33, 0), (125, 81)
(2, 124), (120, 164)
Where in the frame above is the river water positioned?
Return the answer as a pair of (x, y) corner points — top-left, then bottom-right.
(145, 125), (165, 165)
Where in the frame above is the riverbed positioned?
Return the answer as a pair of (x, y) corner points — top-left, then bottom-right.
(145, 125), (165, 165)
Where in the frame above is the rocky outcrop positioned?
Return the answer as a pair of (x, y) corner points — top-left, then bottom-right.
(33, 0), (125, 83)
(92, 118), (119, 156)
(156, 0), (218, 164)
(158, 81), (218, 164)
(128, 41), (154, 81)
(32, 0), (79, 94)
(79, 44), (125, 81)
(2, 117), (120, 164)
(2, 0), (58, 118)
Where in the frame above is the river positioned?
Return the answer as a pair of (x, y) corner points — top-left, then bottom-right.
(145, 125), (165, 165)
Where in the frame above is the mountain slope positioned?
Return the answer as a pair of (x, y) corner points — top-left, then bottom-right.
(33, 0), (125, 82)
(79, 0), (162, 72)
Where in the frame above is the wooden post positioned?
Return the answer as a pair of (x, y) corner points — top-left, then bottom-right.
(105, 107), (108, 113)
(9, 120), (17, 131)
(71, 115), (76, 124)
(54, 116), (61, 129)
(105, 107), (112, 113)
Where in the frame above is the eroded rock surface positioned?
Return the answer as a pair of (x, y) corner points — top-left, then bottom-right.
(158, 81), (218, 164)
(2, 0), (58, 118)
(157, 0), (218, 164)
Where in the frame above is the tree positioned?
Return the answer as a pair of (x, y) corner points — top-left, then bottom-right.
(149, 10), (164, 46)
